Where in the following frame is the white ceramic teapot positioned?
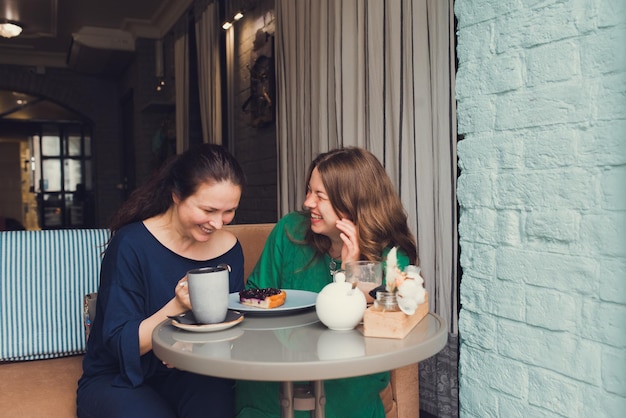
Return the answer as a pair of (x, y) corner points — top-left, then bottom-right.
(315, 272), (367, 331)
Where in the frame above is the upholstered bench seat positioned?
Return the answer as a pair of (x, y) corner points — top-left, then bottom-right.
(0, 356), (84, 416)
(0, 224), (419, 417)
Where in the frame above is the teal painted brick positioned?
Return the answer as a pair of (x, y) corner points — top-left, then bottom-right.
(457, 173), (495, 207)
(603, 346), (626, 396)
(459, 375), (500, 418)
(597, 74), (626, 121)
(458, 310), (497, 350)
(488, 280), (526, 321)
(601, 166), (626, 210)
(497, 210), (522, 245)
(526, 40), (580, 86)
(579, 213), (626, 258)
(457, 96), (496, 133)
(581, 299), (626, 347)
(525, 209), (580, 243)
(458, 54), (526, 95)
(498, 397), (564, 418)
(524, 128), (579, 169)
(522, 253), (598, 294)
(496, 2), (579, 51)
(599, 258), (626, 304)
(525, 286), (579, 331)
(459, 241), (497, 277)
(572, 0), (600, 33)
(460, 274), (492, 312)
(578, 120), (626, 166)
(496, 248), (597, 294)
(455, 61), (481, 98)
(454, 22), (493, 66)
(458, 134), (524, 171)
(580, 386), (626, 418)
(598, 0), (626, 27)
(459, 208), (498, 244)
(528, 368), (581, 416)
(454, 0), (520, 28)
(457, 136), (499, 171)
(493, 133), (525, 169)
(459, 378), (500, 418)
(487, 356), (529, 399)
(497, 321), (602, 383)
(458, 343), (489, 378)
(495, 170), (596, 210)
(457, 0), (626, 414)
(495, 82), (592, 130)
(580, 26), (626, 76)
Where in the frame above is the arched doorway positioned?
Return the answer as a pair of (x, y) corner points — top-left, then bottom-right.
(0, 90), (94, 229)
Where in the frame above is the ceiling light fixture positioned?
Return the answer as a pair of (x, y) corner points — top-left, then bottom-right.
(0, 20), (23, 38)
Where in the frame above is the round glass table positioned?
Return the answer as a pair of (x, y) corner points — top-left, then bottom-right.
(153, 309), (447, 417)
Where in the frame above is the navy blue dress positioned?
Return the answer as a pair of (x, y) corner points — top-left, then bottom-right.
(77, 222), (245, 418)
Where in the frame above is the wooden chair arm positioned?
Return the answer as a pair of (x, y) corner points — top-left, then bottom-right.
(382, 363), (419, 418)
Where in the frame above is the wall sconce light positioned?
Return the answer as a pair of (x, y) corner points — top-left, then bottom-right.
(155, 39), (166, 92)
(222, 11), (244, 30)
(0, 19), (23, 38)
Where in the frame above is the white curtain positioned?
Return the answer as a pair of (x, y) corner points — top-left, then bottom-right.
(276, 0), (457, 333)
(275, 2), (458, 414)
(195, 2), (222, 144)
(175, 18), (190, 154)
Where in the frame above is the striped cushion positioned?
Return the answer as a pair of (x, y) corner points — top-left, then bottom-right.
(0, 229), (109, 361)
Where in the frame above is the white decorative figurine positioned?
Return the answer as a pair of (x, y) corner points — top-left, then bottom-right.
(384, 247), (426, 315)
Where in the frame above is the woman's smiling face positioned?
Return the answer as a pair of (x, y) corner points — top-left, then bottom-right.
(173, 180), (241, 241)
(303, 167), (341, 239)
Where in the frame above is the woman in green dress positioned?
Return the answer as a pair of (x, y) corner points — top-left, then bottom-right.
(235, 147), (418, 418)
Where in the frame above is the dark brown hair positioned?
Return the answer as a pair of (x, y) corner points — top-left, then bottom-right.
(302, 147), (418, 264)
(108, 143), (246, 234)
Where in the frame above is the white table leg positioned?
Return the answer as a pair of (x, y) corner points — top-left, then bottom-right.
(280, 381), (326, 418)
(311, 380), (325, 418)
(280, 381), (295, 418)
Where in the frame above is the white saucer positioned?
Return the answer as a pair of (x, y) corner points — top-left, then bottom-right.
(171, 310), (244, 333)
(172, 326), (244, 343)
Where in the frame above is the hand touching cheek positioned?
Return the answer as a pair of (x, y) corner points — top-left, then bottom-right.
(336, 218), (360, 263)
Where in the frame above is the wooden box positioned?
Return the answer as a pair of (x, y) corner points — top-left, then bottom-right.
(362, 292), (429, 339)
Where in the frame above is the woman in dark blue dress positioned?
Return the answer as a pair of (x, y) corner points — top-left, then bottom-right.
(77, 144), (247, 418)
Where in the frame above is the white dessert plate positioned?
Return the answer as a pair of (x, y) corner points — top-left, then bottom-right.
(170, 310), (244, 332)
(228, 289), (318, 315)
(240, 310), (320, 330)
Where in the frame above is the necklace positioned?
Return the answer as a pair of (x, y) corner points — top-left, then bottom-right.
(329, 256), (341, 276)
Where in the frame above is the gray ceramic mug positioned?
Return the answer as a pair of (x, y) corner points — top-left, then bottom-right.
(187, 265), (230, 324)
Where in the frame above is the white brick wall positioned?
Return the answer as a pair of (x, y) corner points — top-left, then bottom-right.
(456, 0), (626, 416)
